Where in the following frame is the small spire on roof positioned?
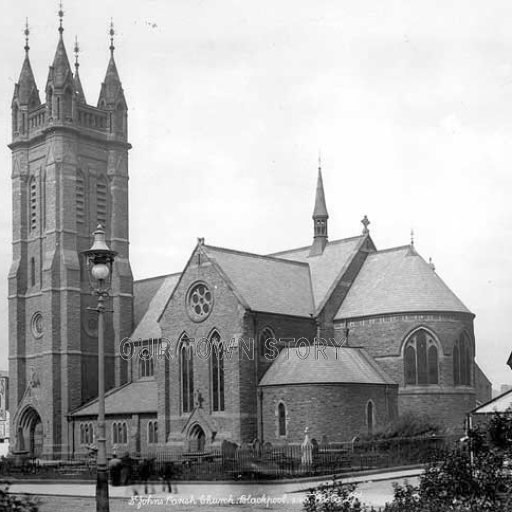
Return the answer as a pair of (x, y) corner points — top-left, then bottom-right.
(361, 215), (370, 235)
(197, 237), (205, 246)
(58, 1), (64, 36)
(410, 228), (415, 246)
(24, 18), (30, 54)
(109, 18), (115, 56)
(429, 257), (436, 272)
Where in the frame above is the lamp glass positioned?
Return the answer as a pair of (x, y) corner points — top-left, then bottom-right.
(91, 262), (110, 282)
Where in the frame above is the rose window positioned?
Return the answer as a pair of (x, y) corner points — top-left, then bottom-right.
(187, 283), (213, 321)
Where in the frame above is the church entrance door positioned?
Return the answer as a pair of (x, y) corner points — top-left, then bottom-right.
(187, 424), (206, 453)
(17, 407), (43, 457)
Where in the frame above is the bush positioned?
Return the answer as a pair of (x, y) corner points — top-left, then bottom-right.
(303, 479), (375, 512)
(382, 426), (512, 512)
(361, 412), (444, 441)
(0, 481), (40, 512)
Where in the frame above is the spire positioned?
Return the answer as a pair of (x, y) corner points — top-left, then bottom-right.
(13, 19), (40, 107)
(73, 36), (86, 103)
(312, 166), (329, 219)
(46, 3), (73, 91)
(98, 19), (127, 109)
(309, 161), (329, 257)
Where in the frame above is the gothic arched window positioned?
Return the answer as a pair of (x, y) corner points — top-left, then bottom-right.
(180, 335), (194, 413)
(453, 334), (472, 385)
(403, 329), (439, 385)
(259, 327), (275, 359)
(210, 331), (225, 412)
(366, 401), (374, 435)
(278, 402), (287, 437)
(139, 347), (154, 378)
(148, 420), (158, 444)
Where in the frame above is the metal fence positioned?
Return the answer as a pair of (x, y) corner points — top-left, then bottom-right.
(0, 435), (457, 482)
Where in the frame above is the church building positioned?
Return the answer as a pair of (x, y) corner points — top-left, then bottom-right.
(8, 12), (491, 458)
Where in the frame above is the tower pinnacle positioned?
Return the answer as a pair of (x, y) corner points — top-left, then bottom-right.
(109, 19), (115, 56)
(12, 19), (40, 109)
(58, 2), (64, 36)
(73, 36), (86, 103)
(24, 18), (30, 54)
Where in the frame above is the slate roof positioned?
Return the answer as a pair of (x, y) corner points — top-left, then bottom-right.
(131, 273), (181, 340)
(259, 346), (395, 386)
(272, 236), (365, 311)
(133, 275), (174, 327)
(71, 379), (157, 417)
(203, 245), (314, 317)
(472, 389), (512, 415)
(335, 245), (471, 320)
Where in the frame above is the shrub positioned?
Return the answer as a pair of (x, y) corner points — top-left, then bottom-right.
(303, 479), (375, 512)
(361, 412), (444, 441)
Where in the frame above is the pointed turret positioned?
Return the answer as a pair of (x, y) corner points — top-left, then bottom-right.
(73, 36), (86, 104)
(13, 21), (40, 108)
(12, 20), (40, 136)
(309, 162), (329, 257)
(98, 21), (127, 110)
(46, 7), (73, 92)
(98, 21), (127, 138)
(45, 6), (74, 122)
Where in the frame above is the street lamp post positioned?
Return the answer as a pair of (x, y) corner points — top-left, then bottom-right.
(83, 225), (117, 512)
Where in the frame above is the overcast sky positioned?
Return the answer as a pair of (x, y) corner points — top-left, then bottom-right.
(1, 0), (511, 388)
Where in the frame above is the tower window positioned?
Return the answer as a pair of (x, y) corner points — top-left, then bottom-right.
(96, 177), (108, 227)
(30, 257), (36, 287)
(180, 336), (194, 413)
(13, 104), (19, 133)
(210, 331), (225, 412)
(403, 329), (439, 385)
(29, 177), (37, 232)
(76, 171), (85, 225)
(453, 334), (471, 386)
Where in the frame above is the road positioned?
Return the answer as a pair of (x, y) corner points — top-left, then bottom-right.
(19, 476), (420, 511)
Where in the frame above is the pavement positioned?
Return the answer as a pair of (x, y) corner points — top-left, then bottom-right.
(6, 466), (424, 509)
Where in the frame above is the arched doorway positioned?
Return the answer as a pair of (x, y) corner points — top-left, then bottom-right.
(187, 424), (206, 453)
(17, 407), (43, 457)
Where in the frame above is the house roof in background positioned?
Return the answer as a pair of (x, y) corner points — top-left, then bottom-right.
(472, 388), (512, 414)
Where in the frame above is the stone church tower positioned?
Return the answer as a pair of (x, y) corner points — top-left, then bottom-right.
(8, 13), (133, 457)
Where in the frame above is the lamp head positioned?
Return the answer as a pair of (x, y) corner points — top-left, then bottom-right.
(82, 225), (117, 292)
